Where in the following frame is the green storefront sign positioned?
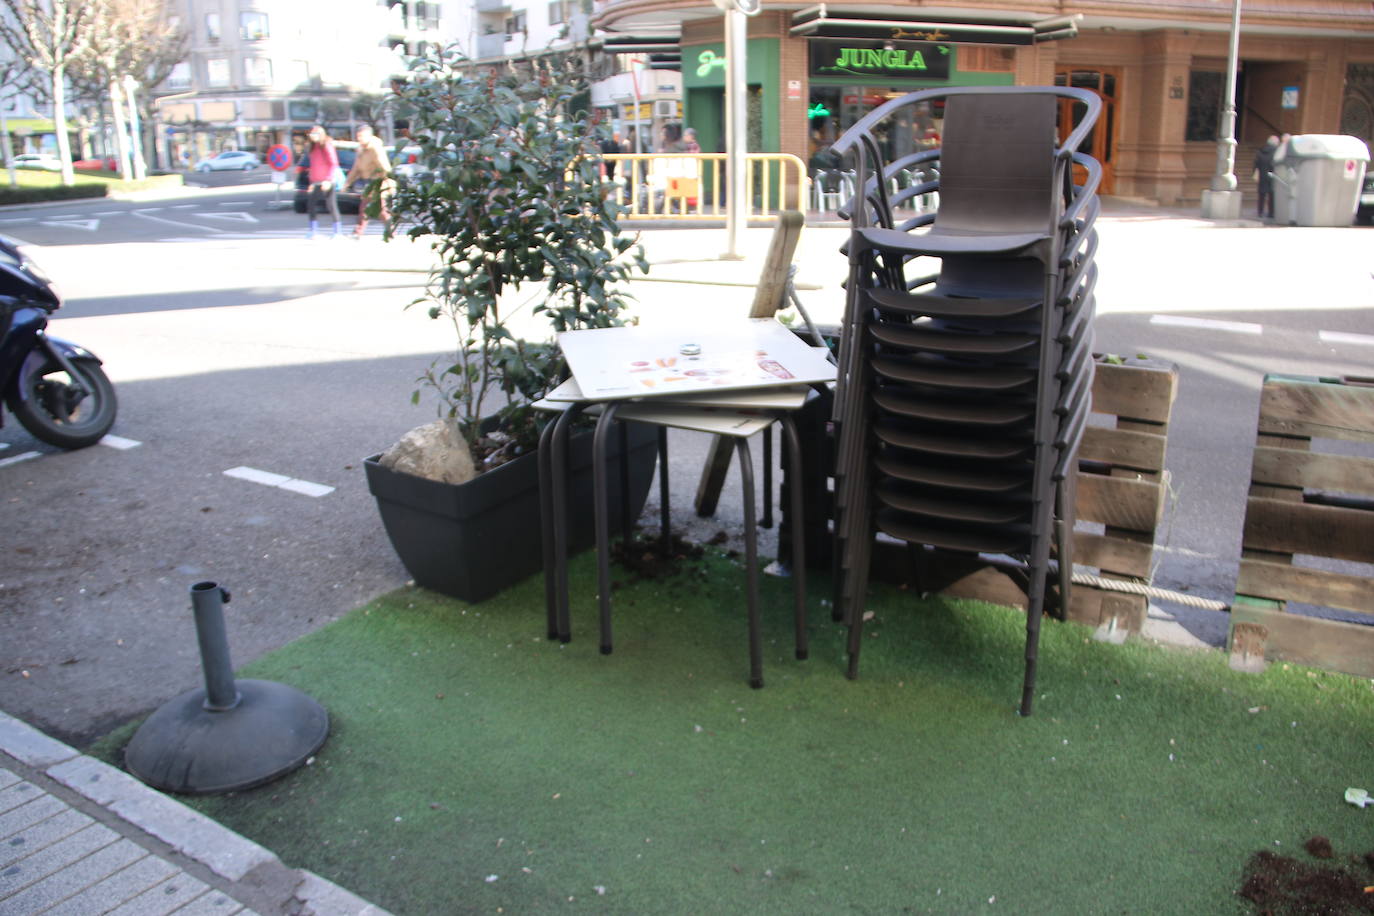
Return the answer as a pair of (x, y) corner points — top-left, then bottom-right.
(810, 39), (950, 80)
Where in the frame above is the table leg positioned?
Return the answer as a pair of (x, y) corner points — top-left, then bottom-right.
(658, 427), (671, 549)
(538, 415), (559, 640)
(593, 404), (623, 656)
(551, 405), (584, 643)
(761, 425), (773, 529)
(780, 415), (808, 661)
(736, 437), (763, 689)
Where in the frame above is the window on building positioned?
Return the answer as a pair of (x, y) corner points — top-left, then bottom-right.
(414, 2), (427, 30)
(206, 58), (230, 87)
(240, 12), (269, 41)
(288, 60), (311, 86)
(205, 12), (220, 41)
(426, 3), (440, 29)
(548, 0), (566, 25)
(167, 61), (191, 89)
(1186, 70), (1223, 142)
(505, 12), (526, 36)
(245, 58), (272, 86)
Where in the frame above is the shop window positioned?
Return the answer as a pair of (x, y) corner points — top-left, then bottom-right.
(1186, 70), (1223, 142)
(288, 100), (318, 121)
(206, 58), (230, 87)
(166, 61), (191, 89)
(244, 58), (272, 87)
(240, 12), (269, 41)
(959, 46), (1014, 73)
(205, 12), (220, 41)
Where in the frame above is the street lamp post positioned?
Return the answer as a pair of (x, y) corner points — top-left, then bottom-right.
(1200, 0), (1243, 219)
(715, 0), (760, 260)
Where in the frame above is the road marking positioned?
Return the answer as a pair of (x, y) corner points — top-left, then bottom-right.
(196, 212), (259, 223)
(91, 211), (123, 217)
(170, 204), (197, 209)
(99, 434), (141, 450)
(1319, 330), (1374, 347)
(132, 211), (210, 231)
(0, 451), (41, 468)
(1149, 315), (1263, 335)
(39, 219), (99, 231)
(0, 218), (34, 224)
(223, 465), (334, 497)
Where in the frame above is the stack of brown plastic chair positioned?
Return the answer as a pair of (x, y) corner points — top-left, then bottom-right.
(827, 86), (1102, 715)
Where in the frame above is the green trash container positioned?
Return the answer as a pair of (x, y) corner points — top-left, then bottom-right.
(1271, 134), (1370, 227)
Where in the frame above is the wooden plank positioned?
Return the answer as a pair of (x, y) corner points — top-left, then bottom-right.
(1075, 472), (1164, 533)
(1078, 425), (1168, 473)
(748, 210), (804, 318)
(1075, 532), (1153, 579)
(1091, 360), (1178, 425)
(1228, 602), (1374, 679)
(1258, 377), (1374, 443)
(1236, 558), (1374, 616)
(1250, 447), (1374, 498)
(1066, 587), (1146, 633)
(1242, 497), (1374, 564)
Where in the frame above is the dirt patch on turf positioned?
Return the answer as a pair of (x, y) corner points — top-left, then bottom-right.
(609, 531), (708, 583)
(1238, 839), (1374, 914)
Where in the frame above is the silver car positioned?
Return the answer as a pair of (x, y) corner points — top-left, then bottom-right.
(193, 150), (260, 172)
(13, 153), (62, 172)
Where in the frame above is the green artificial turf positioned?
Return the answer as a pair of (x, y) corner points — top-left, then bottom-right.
(94, 551), (1374, 914)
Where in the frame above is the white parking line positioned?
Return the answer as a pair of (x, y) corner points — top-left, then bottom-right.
(1149, 314), (1264, 335)
(0, 451), (41, 468)
(1319, 330), (1374, 347)
(99, 434), (142, 450)
(223, 465), (334, 497)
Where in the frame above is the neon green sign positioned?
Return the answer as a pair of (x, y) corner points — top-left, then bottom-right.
(833, 47), (928, 72)
(696, 50), (727, 78)
(808, 103), (831, 118)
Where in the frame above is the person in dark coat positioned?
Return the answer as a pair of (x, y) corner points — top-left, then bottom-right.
(1253, 135), (1279, 219)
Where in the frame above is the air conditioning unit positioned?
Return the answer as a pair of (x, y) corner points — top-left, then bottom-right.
(653, 99), (677, 119)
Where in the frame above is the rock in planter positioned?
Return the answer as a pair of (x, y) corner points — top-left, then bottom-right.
(378, 419), (477, 486)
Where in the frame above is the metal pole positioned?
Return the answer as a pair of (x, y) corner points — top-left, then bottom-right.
(1200, 0), (1243, 218)
(190, 581), (241, 711)
(722, 6), (747, 259)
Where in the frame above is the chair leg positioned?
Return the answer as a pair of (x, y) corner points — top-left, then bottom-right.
(619, 420), (632, 539)
(593, 405), (622, 656)
(780, 416), (808, 661)
(736, 437), (763, 689)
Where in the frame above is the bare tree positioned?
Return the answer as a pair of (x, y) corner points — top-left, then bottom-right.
(0, 0), (99, 184)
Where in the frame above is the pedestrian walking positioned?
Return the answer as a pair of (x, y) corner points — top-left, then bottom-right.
(600, 130), (624, 181)
(303, 125), (342, 239)
(1253, 135), (1279, 219)
(344, 124), (393, 238)
(683, 127), (701, 153)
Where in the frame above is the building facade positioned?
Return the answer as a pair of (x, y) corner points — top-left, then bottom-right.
(152, 0), (470, 167)
(594, 0), (1374, 204)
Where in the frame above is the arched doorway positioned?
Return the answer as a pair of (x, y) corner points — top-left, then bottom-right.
(1054, 68), (1120, 194)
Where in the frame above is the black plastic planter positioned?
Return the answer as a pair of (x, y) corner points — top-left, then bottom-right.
(366, 420), (657, 602)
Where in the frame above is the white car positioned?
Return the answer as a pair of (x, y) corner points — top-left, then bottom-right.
(193, 150), (260, 172)
(13, 153), (62, 172)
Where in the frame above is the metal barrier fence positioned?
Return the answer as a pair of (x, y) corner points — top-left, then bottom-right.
(605, 152), (808, 220)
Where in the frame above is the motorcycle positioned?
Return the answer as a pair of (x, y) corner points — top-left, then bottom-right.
(0, 234), (117, 449)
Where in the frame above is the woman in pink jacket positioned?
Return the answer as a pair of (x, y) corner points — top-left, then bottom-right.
(303, 125), (342, 238)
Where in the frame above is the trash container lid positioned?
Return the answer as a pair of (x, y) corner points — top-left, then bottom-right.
(1276, 134), (1370, 162)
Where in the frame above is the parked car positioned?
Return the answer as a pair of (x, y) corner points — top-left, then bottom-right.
(72, 158), (118, 172)
(193, 150), (260, 172)
(13, 153), (61, 172)
(1358, 169), (1374, 225)
(293, 142), (361, 214)
(392, 145), (427, 183)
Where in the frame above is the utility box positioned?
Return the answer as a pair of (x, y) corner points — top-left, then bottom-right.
(1271, 135), (1370, 226)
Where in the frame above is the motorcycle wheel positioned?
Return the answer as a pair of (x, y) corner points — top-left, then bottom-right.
(8, 357), (118, 449)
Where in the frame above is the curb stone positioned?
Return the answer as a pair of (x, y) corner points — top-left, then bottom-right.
(0, 711), (390, 916)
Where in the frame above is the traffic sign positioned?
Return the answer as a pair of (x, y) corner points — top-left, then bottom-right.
(266, 144), (292, 171)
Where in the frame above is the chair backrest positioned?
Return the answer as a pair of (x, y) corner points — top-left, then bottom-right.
(932, 92), (1058, 237)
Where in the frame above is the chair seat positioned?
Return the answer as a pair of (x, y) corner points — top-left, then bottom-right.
(868, 320), (1039, 357)
(873, 354), (1036, 391)
(857, 225), (1051, 258)
(876, 479), (1030, 525)
(874, 420), (1032, 461)
(868, 286), (1042, 321)
(875, 452), (1034, 494)
(876, 508), (1031, 555)
(871, 386), (1035, 427)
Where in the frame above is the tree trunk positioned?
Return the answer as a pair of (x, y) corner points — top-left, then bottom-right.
(52, 67), (75, 186)
(109, 79), (132, 180)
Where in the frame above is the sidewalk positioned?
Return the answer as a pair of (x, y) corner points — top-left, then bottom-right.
(0, 712), (388, 916)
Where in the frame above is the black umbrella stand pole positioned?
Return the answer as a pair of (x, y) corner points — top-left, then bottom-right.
(125, 581), (329, 795)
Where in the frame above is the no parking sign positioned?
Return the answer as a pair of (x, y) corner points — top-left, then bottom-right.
(266, 144), (292, 171)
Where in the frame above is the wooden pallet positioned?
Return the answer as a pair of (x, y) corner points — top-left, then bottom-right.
(920, 357), (1178, 634)
(1228, 374), (1374, 676)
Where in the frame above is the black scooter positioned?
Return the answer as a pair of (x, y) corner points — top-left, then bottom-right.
(0, 235), (117, 449)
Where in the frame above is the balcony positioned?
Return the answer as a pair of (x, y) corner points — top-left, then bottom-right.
(476, 0), (509, 11)
(477, 32), (508, 58)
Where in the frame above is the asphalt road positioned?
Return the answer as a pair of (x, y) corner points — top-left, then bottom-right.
(0, 187), (1370, 745)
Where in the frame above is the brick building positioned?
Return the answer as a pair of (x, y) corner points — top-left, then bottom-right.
(592, 0), (1374, 204)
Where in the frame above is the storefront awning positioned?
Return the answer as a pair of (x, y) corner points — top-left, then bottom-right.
(790, 5), (1080, 46)
(1, 117), (76, 135)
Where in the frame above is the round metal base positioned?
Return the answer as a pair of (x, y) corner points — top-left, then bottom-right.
(125, 679), (329, 795)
